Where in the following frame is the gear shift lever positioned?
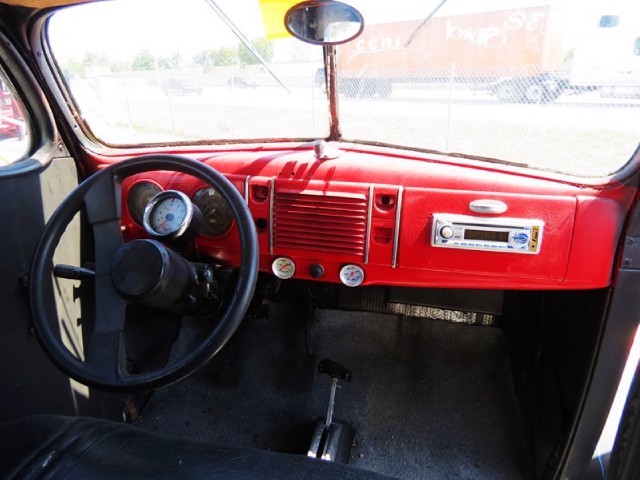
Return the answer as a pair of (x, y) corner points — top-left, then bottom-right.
(307, 359), (354, 463)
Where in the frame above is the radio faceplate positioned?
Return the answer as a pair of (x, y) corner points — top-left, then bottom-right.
(432, 214), (543, 254)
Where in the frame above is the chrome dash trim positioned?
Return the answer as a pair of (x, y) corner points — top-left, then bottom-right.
(269, 178), (275, 256)
(364, 184), (374, 264)
(392, 186), (404, 268)
(244, 175), (250, 205)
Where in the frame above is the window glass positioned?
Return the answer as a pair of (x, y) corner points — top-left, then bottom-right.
(0, 69), (29, 165)
(47, 0), (327, 145)
(339, 0), (640, 176)
(47, 0), (640, 178)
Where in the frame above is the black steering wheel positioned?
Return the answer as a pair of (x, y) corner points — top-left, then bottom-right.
(29, 155), (258, 392)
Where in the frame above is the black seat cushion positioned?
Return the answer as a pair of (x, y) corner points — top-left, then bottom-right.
(0, 415), (396, 479)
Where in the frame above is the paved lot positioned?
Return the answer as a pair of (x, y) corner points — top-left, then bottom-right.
(72, 79), (640, 177)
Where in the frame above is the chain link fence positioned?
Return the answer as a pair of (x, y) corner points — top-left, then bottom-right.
(330, 64), (640, 177)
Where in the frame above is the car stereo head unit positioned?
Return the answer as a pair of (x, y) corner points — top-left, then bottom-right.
(432, 214), (543, 254)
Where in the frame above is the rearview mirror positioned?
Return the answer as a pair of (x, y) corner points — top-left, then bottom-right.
(285, 0), (364, 46)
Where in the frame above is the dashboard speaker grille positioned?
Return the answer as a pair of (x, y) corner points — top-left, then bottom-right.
(273, 190), (368, 256)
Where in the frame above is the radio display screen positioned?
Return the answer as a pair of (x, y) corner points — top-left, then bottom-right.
(464, 229), (510, 242)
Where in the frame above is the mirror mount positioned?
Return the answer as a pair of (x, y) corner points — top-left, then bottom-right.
(324, 44), (341, 140)
(286, 0), (363, 141)
(285, 0), (364, 46)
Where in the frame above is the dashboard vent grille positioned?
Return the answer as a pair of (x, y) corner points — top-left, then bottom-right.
(273, 190), (368, 256)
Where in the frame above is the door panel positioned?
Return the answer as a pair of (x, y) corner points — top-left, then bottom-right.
(0, 156), (80, 421)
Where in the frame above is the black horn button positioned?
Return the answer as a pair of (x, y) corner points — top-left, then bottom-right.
(111, 239), (191, 309)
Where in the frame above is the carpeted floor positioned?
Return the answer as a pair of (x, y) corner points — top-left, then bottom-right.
(136, 308), (533, 479)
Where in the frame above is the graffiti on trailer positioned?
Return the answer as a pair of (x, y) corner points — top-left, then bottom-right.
(355, 36), (403, 53)
(352, 11), (548, 53)
(445, 11), (547, 48)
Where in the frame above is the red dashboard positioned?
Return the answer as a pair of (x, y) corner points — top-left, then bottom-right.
(117, 144), (637, 290)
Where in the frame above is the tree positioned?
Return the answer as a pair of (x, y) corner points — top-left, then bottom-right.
(169, 51), (183, 69)
(82, 51), (109, 67)
(193, 50), (212, 70)
(193, 47), (237, 71)
(155, 57), (172, 70)
(61, 51), (110, 78)
(156, 51), (183, 70)
(211, 47), (237, 66)
(237, 38), (274, 66)
(131, 50), (155, 71)
(62, 57), (85, 78)
(111, 60), (132, 72)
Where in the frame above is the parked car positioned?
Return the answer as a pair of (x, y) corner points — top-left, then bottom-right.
(227, 75), (257, 89)
(1, 1), (640, 479)
(161, 77), (203, 95)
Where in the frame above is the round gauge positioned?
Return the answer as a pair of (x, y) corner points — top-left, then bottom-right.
(127, 181), (162, 226)
(143, 190), (194, 239)
(272, 257), (296, 280)
(339, 264), (365, 287)
(192, 187), (234, 237)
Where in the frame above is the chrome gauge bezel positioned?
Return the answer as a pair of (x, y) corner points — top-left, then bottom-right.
(143, 190), (194, 240)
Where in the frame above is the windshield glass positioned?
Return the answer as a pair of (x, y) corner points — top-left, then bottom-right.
(47, 0), (640, 177)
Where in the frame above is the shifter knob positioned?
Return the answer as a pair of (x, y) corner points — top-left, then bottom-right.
(318, 358), (352, 382)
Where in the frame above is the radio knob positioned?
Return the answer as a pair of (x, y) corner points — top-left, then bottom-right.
(440, 224), (454, 239)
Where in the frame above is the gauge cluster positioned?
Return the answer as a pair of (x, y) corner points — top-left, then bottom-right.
(122, 174), (375, 289)
(126, 180), (234, 241)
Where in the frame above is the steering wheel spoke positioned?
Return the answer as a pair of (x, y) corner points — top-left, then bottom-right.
(91, 220), (124, 277)
(84, 276), (128, 382)
(84, 169), (122, 225)
(83, 171), (124, 276)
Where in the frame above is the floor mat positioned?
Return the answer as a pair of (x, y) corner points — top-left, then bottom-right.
(136, 309), (533, 479)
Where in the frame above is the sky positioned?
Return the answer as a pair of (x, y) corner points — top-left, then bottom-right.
(47, 0), (639, 64)
(48, 0), (264, 62)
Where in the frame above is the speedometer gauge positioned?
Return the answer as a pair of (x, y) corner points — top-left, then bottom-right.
(127, 181), (161, 226)
(192, 187), (234, 237)
(143, 190), (202, 241)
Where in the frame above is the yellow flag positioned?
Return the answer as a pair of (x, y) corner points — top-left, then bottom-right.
(258, 0), (300, 39)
